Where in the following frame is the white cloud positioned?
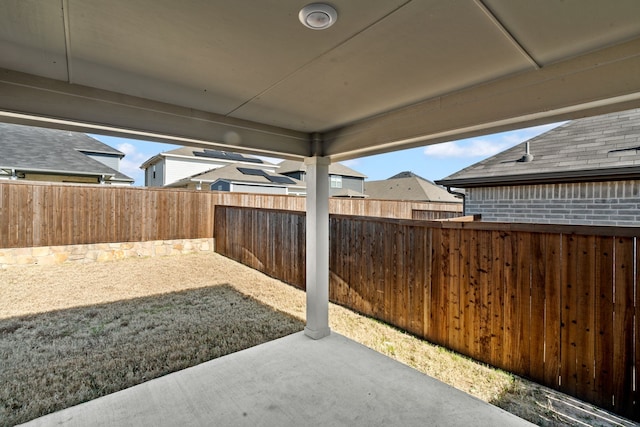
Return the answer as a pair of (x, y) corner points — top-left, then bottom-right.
(116, 143), (149, 184)
(341, 159), (360, 167)
(423, 122), (566, 159)
(116, 142), (138, 157)
(424, 139), (512, 158)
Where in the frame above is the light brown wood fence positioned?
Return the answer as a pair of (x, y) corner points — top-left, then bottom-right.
(214, 205), (640, 421)
(0, 181), (461, 249)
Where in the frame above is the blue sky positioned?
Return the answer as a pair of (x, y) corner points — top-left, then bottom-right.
(91, 122), (563, 186)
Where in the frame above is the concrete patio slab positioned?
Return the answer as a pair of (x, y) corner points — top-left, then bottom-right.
(21, 332), (533, 426)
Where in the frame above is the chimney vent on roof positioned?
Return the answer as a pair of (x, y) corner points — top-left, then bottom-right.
(518, 141), (534, 163)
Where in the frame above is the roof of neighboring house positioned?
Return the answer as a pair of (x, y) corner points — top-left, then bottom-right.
(436, 108), (640, 188)
(0, 123), (133, 182)
(331, 188), (368, 198)
(277, 160), (366, 178)
(140, 146), (274, 169)
(166, 164), (306, 189)
(365, 171), (461, 203)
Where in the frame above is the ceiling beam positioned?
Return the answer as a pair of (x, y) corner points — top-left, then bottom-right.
(473, 0), (540, 69)
(0, 68), (311, 159)
(323, 39), (640, 161)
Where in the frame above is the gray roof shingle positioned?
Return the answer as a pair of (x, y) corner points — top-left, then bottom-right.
(166, 164), (305, 189)
(436, 108), (640, 188)
(278, 160), (367, 178)
(365, 172), (461, 202)
(140, 146), (274, 169)
(0, 123), (133, 182)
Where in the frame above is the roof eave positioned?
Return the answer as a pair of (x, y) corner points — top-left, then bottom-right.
(1, 166), (116, 178)
(436, 167), (640, 188)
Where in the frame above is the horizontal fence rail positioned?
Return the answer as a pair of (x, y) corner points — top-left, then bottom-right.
(214, 205), (640, 421)
(0, 181), (461, 249)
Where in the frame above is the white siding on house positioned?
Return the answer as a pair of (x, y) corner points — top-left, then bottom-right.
(160, 157), (278, 186)
(164, 157), (225, 185)
(145, 161), (165, 187)
(230, 183), (288, 195)
(85, 153), (121, 171)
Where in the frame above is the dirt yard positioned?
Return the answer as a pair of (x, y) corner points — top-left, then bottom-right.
(0, 252), (636, 427)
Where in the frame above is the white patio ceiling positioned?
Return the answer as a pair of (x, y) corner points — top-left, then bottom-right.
(1, 0), (640, 161)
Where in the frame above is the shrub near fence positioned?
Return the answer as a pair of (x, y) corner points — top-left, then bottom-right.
(213, 205), (640, 421)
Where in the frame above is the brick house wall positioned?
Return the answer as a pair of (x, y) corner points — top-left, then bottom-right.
(466, 180), (640, 226)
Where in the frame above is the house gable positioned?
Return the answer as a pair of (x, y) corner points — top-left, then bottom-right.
(0, 123), (133, 184)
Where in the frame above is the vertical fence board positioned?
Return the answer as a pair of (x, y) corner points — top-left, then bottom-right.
(490, 231), (506, 370)
(561, 234), (578, 395)
(593, 236), (615, 410)
(635, 238), (640, 419)
(465, 229), (480, 357)
(408, 227), (425, 336)
(477, 230), (493, 364)
(423, 227), (433, 339)
(613, 237), (635, 417)
(458, 227), (472, 356)
(0, 184), (7, 247)
(575, 235), (596, 403)
(429, 228), (446, 347)
(372, 222), (385, 320)
(502, 231), (517, 371)
(529, 233), (546, 382)
(447, 228), (462, 354)
(543, 234), (562, 389)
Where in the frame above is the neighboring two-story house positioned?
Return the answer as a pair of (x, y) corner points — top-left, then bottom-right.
(0, 123), (133, 185)
(141, 147), (277, 187)
(277, 160), (367, 197)
(436, 108), (640, 226)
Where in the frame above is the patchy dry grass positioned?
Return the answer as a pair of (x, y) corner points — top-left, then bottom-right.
(0, 285), (302, 426)
(1, 253), (636, 427)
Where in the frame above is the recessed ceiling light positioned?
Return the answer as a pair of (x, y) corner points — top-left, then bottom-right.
(299, 3), (338, 30)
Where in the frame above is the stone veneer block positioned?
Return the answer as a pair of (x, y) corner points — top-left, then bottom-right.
(31, 247), (51, 257)
(0, 238), (214, 268)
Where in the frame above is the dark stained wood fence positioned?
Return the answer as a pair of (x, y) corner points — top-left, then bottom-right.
(0, 181), (460, 249)
(214, 207), (306, 287)
(214, 205), (640, 421)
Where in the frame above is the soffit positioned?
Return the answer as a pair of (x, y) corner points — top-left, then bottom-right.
(1, 1), (639, 160)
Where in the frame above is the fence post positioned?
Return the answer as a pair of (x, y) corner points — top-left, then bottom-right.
(304, 156), (331, 340)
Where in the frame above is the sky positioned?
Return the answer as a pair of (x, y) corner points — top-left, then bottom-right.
(91, 121), (564, 186)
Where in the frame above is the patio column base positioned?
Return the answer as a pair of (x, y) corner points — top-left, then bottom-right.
(304, 326), (331, 340)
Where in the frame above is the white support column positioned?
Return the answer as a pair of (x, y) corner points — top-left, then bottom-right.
(304, 156), (331, 339)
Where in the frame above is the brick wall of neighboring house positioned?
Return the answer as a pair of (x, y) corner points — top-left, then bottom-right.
(466, 180), (640, 226)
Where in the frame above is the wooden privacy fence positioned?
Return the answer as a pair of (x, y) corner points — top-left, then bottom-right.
(0, 180), (460, 249)
(214, 207), (306, 286)
(214, 205), (640, 421)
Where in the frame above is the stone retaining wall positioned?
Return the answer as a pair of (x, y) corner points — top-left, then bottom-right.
(0, 238), (214, 268)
